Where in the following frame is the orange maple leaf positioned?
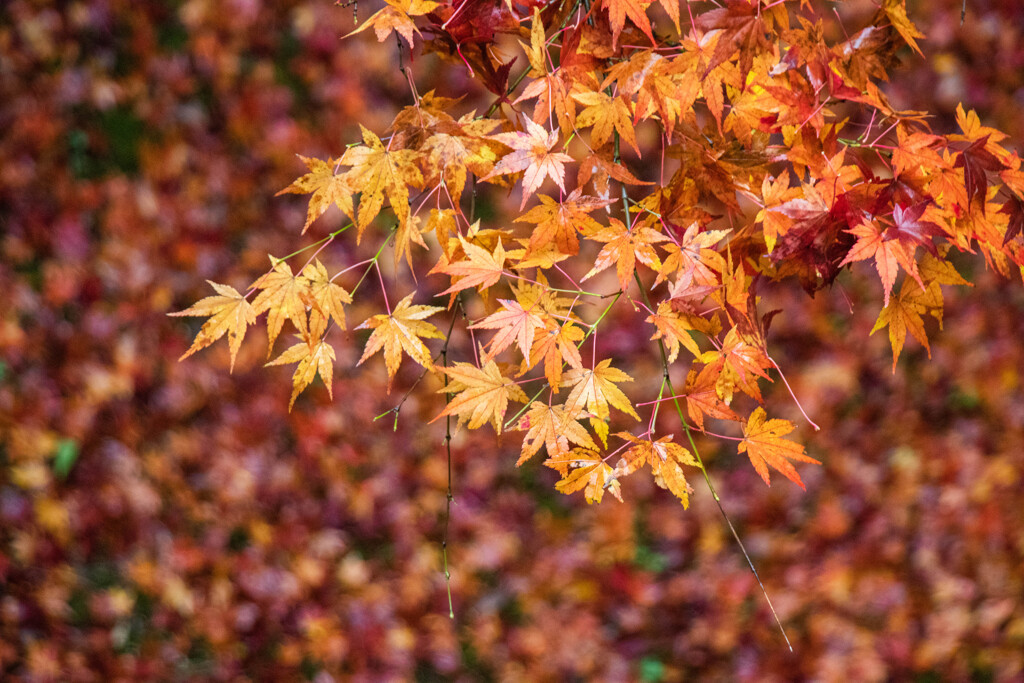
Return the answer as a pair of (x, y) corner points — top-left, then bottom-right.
(699, 328), (773, 404)
(739, 407), (820, 489)
(266, 337), (336, 410)
(603, 0), (655, 50)
(615, 432), (698, 507)
(340, 125), (423, 240)
(484, 118), (573, 209)
(582, 217), (667, 293)
(169, 281), (256, 372)
(840, 217), (923, 307)
(356, 294), (445, 390)
(522, 320), (585, 390)
(276, 155), (353, 234)
(679, 361), (741, 431)
(431, 360), (527, 432)
(515, 190), (612, 257)
(646, 301), (702, 364)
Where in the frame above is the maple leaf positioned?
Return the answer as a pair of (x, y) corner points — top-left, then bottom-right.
(680, 362), (741, 431)
(421, 116), (501, 204)
(694, 0), (771, 83)
(434, 235), (506, 296)
(883, 202), (946, 257)
(169, 281), (256, 372)
(266, 337), (336, 410)
(483, 118), (573, 209)
(953, 135), (1005, 214)
(870, 281), (930, 372)
(840, 217), (923, 307)
(739, 407), (820, 489)
(699, 328), (772, 404)
(562, 359), (640, 445)
(602, 0), (655, 50)
(581, 217), (667, 293)
(250, 259), (311, 356)
(870, 248), (969, 369)
(516, 401), (597, 466)
(999, 194), (1024, 246)
(347, 0), (440, 47)
(276, 155), (353, 233)
(655, 221), (727, 288)
(602, 50), (698, 140)
(340, 125), (423, 240)
(757, 172), (802, 253)
(891, 127), (945, 178)
(572, 89), (639, 156)
(356, 294), (445, 390)
(658, 0), (681, 33)
(392, 211), (429, 270)
(431, 360), (527, 433)
(301, 260), (351, 340)
(615, 432), (698, 507)
(469, 297), (548, 361)
(515, 191), (612, 257)
(523, 320), (585, 390)
(551, 450), (618, 503)
(880, 0), (925, 57)
(646, 301), (701, 364)
(769, 183), (857, 293)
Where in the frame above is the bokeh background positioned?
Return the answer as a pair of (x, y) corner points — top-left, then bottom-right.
(2, 0), (1023, 680)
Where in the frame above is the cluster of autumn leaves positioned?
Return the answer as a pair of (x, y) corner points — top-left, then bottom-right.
(173, 0), (1024, 505)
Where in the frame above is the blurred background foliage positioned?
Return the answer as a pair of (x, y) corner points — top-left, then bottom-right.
(1, 0), (1023, 680)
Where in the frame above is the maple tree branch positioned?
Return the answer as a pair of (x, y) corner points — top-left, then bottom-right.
(631, 267), (793, 651)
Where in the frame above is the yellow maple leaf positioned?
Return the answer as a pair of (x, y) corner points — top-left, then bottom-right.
(300, 260), (351, 340)
(276, 155), (353, 234)
(341, 125), (423, 241)
(169, 281), (256, 372)
(356, 293), (445, 390)
(881, 0), (925, 57)
(547, 449), (617, 504)
(434, 235), (506, 296)
(562, 359), (640, 445)
(346, 0), (440, 47)
(266, 337), (336, 410)
(249, 259), (311, 356)
(871, 281), (931, 372)
(572, 89), (639, 155)
(515, 401), (597, 466)
(431, 360), (527, 433)
(421, 117), (500, 204)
